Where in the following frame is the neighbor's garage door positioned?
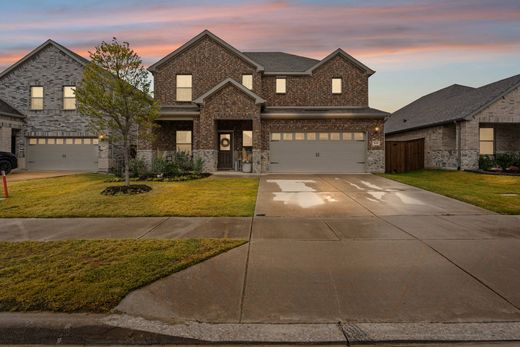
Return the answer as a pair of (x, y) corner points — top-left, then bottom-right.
(27, 137), (99, 171)
(269, 131), (366, 173)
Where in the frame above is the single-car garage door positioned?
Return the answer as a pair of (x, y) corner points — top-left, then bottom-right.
(27, 137), (99, 171)
(269, 131), (366, 173)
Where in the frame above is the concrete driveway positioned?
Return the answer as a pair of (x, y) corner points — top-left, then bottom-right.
(117, 174), (520, 325)
(7, 170), (83, 182)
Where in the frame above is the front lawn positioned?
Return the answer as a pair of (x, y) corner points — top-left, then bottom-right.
(382, 170), (520, 214)
(0, 239), (245, 312)
(0, 174), (259, 217)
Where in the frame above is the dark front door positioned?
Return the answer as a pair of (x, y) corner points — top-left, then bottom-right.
(218, 132), (233, 170)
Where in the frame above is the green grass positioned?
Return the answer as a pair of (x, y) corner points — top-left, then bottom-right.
(0, 239), (245, 312)
(0, 174), (259, 217)
(381, 170), (520, 214)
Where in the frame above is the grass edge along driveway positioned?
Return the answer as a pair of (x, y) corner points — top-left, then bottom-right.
(381, 170), (520, 214)
(0, 173), (259, 217)
(0, 239), (246, 312)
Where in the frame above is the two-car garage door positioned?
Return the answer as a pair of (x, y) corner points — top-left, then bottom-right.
(269, 131), (367, 173)
(27, 137), (99, 171)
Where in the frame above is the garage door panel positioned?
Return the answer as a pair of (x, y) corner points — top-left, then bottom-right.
(27, 140), (99, 171)
(269, 132), (366, 173)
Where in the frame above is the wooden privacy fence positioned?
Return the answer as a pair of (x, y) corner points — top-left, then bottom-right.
(385, 138), (425, 173)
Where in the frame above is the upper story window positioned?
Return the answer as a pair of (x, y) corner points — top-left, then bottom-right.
(276, 77), (286, 94)
(30, 86), (44, 110)
(242, 74), (253, 90)
(332, 78), (342, 94)
(63, 86), (76, 110)
(176, 75), (192, 102)
(479, 127), (494, 155)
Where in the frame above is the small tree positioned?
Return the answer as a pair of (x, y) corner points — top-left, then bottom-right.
(76, 38), (159, 186)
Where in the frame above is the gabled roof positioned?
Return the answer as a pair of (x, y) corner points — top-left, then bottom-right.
(193, 78), (266, 105)
(148, 30), (264, 73)
(242, 52), (319, 73)
(0, 39), (88, 80)
(307, 49), (375, 76)
(386, 74), (520, 134)
(0, 98), (24, 118)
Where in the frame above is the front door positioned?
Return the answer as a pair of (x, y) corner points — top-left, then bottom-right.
(218, 132), (233, 170)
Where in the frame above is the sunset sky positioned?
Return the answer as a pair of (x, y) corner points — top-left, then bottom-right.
(1, 0), (519, 112)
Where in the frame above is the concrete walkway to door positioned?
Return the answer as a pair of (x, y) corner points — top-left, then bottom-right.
(115, 174), (520, 324)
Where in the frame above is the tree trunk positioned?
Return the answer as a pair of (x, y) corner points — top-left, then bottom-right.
(123, 138), (130, 186)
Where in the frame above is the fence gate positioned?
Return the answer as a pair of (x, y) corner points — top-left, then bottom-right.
(385, 138), (424, 173)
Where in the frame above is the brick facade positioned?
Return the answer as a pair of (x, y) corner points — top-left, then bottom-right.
(148, 31), (385, 173)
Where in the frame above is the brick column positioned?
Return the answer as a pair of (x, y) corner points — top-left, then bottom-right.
(0, 127), (11, 152)
(136, 125), (155, 169)
(252, 116), (262, 174)
(197, 108), (217, 172)
(459, 119), (480, 170)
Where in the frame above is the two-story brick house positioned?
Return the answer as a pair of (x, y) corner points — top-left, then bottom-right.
(139, 30), (387, 173)
(0, 40), (116, 171)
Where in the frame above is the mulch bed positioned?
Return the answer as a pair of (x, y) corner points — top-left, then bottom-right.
(466, 169), (520, 177)
(101, 185), (152, 195)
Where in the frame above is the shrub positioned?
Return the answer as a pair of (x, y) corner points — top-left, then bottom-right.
(495, 152), (517, 171)
(193, 158), (204, 175)
(479, 155), (495, 171)
(512, 152), (520, 168)
(151, 154), (205, 177)
(129, 158), (148, 178)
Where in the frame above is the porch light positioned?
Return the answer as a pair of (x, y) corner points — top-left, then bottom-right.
(374, 127), (380, 133)
(98, 133), (107, 142)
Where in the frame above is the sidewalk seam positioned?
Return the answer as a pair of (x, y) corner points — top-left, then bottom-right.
(136, 217), (170, 239)
(238, 214), (254, 323)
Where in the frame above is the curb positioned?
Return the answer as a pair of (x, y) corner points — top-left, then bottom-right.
(1, 313), (520, 345)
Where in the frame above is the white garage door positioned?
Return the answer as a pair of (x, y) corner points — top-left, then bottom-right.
(269, 131), (366, 173)
(27, 137), (99, 171)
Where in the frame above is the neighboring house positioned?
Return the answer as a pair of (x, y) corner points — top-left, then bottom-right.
(385, 74), (520, 170)
(0, 40), (116, 171)
(139, 30), (387, 173)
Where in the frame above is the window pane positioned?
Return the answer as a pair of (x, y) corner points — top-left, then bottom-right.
(354, 132), (365, 141)
(47, 138), (56, 144)
(92, 138), (99, 145)
(480, 141), (494, 155)
(56, 138), (64, 144)
(480, 128), (494, 141)
(176, 144), (192, 155)
(306, 133), (316, 140)
(63, 86), (75, 97)
(65, 138), (74, 144)
(38, 138), (46, 144)
(295, 133), (305, 141)
(276, 78), (286, 93)
(242, 74), (253, 90)
(343, 132), (353, 140)
(29, 138), (37, 145)
(74, 138), (82, 144)
(271, 132), (281, 141)
(31, 86), (43, 97)
(176, 88), (192, 101)
(31, 98), (43, 110)
(330, 132), (340, 140)
(319, 132), (329, 140)
(83, 138), (92, 144)
(332, 78), (342, 94)
(283, 133), (293, 141)
(63, 98), (76, 110)
(176, 75), (192, 88)
(176, 130), (192, 144)
(243, 130), (253, 147)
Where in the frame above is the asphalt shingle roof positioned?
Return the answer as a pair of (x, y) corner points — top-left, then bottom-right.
(386, 74), (520, 134)
(0, 98), (23, 117)
(243, 52), (319, 72)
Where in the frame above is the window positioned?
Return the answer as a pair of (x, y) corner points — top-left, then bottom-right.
(330, 132), (340, 141)
(65, 138), (74, 144)
(343, 132), (353, 141)
(56, 138), (64, 144)
(283, 133), (293, 141)
(74, 138), (82, 144)
(176, 75), (192, 101)
(31, 86), (43, 110)
(83, 138), (92, 145)
(306, 133), (316, 140)
(243, 131), (253, 147)
(176, 130), (192, 154)
(319, 132), (329, 141)
(29, 138), (37, 145)
(271, 132), (281, 141)
(480, 127), (494, 155)
(63, 86), (76, 110)
(332, 78), (342, 94)
(354, 132), (365, 141)
(242, 74), (253, 90)
(276, 78), (286, 94)
(295, 133), (305, 141)
(47, 138), (56, 145)
(92, 138), (99, 145)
